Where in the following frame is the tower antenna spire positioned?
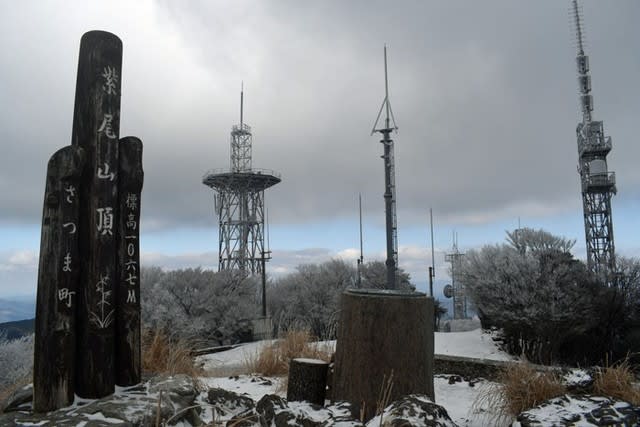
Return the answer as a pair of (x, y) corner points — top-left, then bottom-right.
(372, 45), (398, 135)
(240, 81), (244, 128)
(572, 0), (585, 55)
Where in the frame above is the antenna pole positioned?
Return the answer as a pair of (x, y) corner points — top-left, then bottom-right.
(240, 82), (244, 128)
(429, 208), (435, 297)
(261, 205), (268, 317)
(357, 193), (364, 287)
(372, 45), (399, 289)
(384, 45), (390, 129)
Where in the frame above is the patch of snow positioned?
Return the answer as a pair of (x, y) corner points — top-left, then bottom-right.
(83, 412), (124, 424)
(434, 329), (512, 361)
(563, 368), (592, 386)
(197, 339), (277, 373)
(514, 395), (601, 426)
(293, 357), (328, 364)
(200, 374), (284, 401)
(15, 422), (48, 426)
(434, 376), (511, 427)
(198, 329), (511, 374)
(287, 401), (335, 422)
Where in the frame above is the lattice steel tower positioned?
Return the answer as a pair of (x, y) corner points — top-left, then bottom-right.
(445, 233), (466, 319)
(572, 0), (617, 285)
(203, 88), (281, 275)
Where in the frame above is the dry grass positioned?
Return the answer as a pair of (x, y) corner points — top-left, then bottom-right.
(593, 358), (640, 405)
(0, 373), (31, 412)
(473, 362), (566, 423)
(142, 329), (202, 378)
(244, 329), (332, 377)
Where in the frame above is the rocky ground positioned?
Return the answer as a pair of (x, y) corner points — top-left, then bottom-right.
(1, 373), (638, 426)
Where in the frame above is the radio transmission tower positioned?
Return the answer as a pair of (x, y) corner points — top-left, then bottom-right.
(571, 0), (617, 286)
(445, 233), (466, 319)
(203, 87), (281, 277)
(371, 45), (399, 289)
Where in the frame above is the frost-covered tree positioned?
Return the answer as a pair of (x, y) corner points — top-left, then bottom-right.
(360, 260), (414, 291)
(506, 227), (576, 255)
(269, 259), (356, 338)
(605, 256), (640, 360)
(0, 332), (34, 390)
(459, 230), (606, 364)
(269, 259), (416, 338)
(140, 267), (258, 345)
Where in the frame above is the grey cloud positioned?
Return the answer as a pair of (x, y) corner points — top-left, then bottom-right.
(1, 1), (638, 232)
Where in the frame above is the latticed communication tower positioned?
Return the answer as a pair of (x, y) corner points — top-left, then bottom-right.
(445, 234), (466, 319)
(202, 89), (281, 276)
(571, 0), (617, 286)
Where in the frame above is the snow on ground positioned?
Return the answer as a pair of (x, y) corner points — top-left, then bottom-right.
(434, 329), (512, 361)
(198, 329), (511, 373)
(200, 374), (286, 402)
(194, 373), (502, 427)
(195, 329), (513, 426)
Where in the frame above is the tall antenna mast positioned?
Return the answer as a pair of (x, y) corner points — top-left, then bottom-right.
(428, 208), (435, 297)
(372, 45), (399, 289)
(357, 193), (364, 287)
(571, 0), (617, 286)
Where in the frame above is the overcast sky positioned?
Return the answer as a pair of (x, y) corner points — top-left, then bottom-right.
(1, 1), (639, 300)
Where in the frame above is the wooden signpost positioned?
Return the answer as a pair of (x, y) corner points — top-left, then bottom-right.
(33, 146), (84, 412)
(33, 30), (143, 410)
(116, 136), (143, 386)
(72, 30), (123, 399)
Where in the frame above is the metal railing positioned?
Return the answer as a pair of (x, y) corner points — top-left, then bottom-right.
(202, 168), (281, 181)
(583, 171), (615, 189)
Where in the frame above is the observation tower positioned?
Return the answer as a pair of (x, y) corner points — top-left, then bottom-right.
(202, 88), (281, 277)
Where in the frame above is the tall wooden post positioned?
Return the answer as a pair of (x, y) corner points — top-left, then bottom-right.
(72, 30), (123, 398)
(116, 136), (143, 386)
(33, 146), (84, 412)
(332, 289), (434, 421)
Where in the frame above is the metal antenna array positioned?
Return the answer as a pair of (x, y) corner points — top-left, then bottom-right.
(357, 193), (364, 287)
(444, 232), (466, 319)
(571, 0), (617, 286)
(372, 45), (399, 289)
(428, 208), (435, 297)
(203, 86), (281, 278)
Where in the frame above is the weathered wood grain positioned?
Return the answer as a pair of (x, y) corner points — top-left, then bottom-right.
(115, 136), (143, 386)
(287, 358), (329, 405)
(33, 146), (84, 412)
(72, 30), (123, 398)
(332, 289), (435, 421)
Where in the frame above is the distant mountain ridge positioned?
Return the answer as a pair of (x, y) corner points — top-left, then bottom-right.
(0, 297), (36, 323)
(0, 318), (35, 340)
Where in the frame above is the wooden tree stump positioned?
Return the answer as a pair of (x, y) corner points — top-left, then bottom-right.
(287, 358), (329, 405)
(332, 289), (434, 421)
(33, 146), (84, 412)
